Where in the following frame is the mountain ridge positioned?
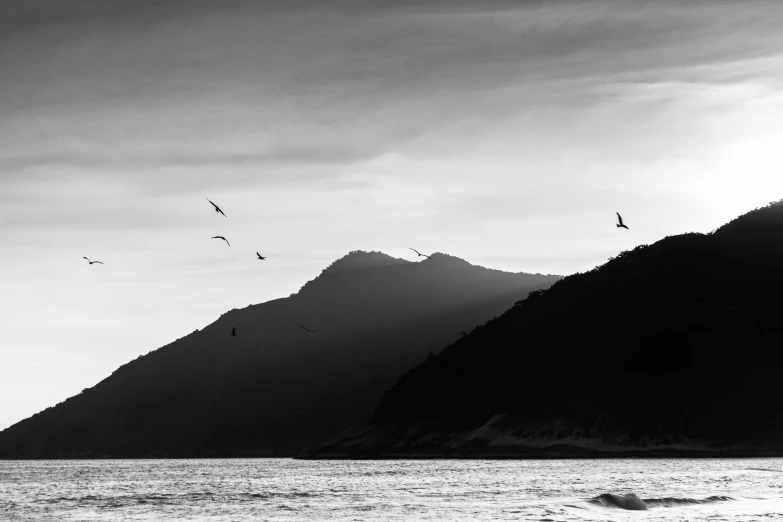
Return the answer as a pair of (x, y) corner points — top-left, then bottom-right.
(0, 250), (559, 458)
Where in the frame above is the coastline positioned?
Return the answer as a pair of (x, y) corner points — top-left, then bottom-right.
(306, 446), (783, 460)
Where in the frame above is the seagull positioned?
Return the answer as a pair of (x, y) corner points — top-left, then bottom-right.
(616, 212), (629, 230)
(212, 236), (231, 247)
(231, 326), (236, 337)
(83, 257), (104, 265)
(300, 324), (315, 333)
(206, 198), (226, 217)
(256, 252), (266, 260)
(410, 248), (430, 259)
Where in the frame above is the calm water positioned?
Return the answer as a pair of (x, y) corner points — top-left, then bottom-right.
(1, 458), (781, 521)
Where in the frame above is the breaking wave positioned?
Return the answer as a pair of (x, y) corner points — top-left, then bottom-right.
(590, 493), (733, 510)
(590, 493), (648, 510)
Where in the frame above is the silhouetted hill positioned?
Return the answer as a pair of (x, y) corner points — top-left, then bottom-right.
(313, 202), (783, 458)
(0, 251), (558, 458)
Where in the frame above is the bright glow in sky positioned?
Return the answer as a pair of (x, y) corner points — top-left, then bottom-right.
(2, 0), (783, 430)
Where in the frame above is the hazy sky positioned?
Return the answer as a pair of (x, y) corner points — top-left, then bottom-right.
(2, 0), (783, 430)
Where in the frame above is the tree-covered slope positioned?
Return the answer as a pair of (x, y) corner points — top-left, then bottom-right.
(313, 202), (783, 458)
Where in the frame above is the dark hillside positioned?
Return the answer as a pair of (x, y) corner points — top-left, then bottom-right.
(313, 202), (783, 458)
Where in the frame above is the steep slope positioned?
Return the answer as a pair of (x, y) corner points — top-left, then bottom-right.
(0, 251), (558, 458)
(313, 202), (783, 458)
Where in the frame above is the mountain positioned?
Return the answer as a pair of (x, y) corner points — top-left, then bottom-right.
(0, 251), (558, 458)
(312, 201), (783, 458)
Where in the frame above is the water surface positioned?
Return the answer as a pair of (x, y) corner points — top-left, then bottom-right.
(1, 458), (781, 521)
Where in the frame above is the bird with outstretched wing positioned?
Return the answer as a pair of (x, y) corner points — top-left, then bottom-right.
(410, 248), (430, 259)
(206, 198), (227, 217)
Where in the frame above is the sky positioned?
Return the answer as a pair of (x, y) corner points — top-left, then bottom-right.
(2, 0), (783, 430)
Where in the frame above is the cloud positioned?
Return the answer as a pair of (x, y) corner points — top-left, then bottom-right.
(0, 145), (375, 172)
(3, 0), (782, 180)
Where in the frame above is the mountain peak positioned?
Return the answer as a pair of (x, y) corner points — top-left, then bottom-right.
(295, 251), (408, 296)
(422, 252), (470, 266)
(317, 250), (408, 276)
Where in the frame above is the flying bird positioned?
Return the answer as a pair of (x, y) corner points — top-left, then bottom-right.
(616, 212), (629, 230)
(231, 326), (236, 337)
(212, 236), (230, 247)
(300, 324), (315, 333)
(426, 351), (434, 357)
(256, 252), (266, 260)
(83, 257), (104, 265)
(460, 331), (468, 337)
(206, 198), (226, 217)
(410, 248), (430, 259)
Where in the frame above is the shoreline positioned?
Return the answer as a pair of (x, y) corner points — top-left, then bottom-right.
(3, 445), (783, 461)
(306, 445), (783, 460)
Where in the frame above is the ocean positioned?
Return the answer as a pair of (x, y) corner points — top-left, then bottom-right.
(1, 458), (781, 521)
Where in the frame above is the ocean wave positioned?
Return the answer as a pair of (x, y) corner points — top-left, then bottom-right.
(589, 493), (733, 510)
(589, 493), (648, 510)
(644, 496), (734, 507)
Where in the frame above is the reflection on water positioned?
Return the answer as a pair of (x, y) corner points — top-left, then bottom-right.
(1, 458), (781, 521)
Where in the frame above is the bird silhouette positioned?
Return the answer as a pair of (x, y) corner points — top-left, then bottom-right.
(426, 350), (434, 357)
(212, 236), (231, 247)
(256, 252), (266, 260)
(300, 324), (315, 333)
(459, 331), (468, 336)
(616, 212), (629, 230)
(83, 257), (104, 265)
(410, 248), (430, 259)
(231, 326), (236, 336)
(207, 198), (226, 217)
